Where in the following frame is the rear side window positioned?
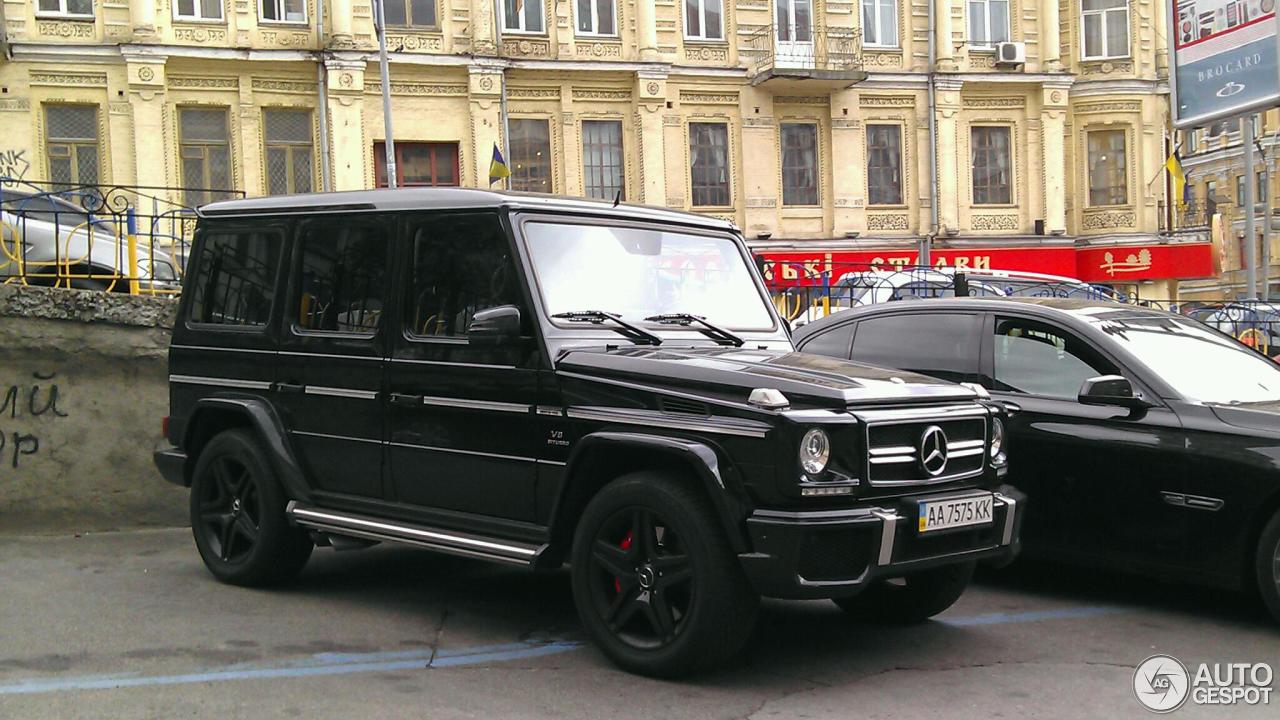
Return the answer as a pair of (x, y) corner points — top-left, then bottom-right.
(295, 218), (391, 335)
(188, 229), (281, 327)
(799, 322), (856, 358)
(850, 313), (980, 382)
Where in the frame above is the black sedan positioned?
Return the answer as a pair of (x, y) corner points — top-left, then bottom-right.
(793, 297), (1280, 621)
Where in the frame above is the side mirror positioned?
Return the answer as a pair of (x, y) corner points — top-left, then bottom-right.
(468, 305), (523, 345)
(1078, 375), (1150, 409)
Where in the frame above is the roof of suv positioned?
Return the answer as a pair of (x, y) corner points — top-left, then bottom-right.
(796, 296), (1180, 337)
(197, 188), (737, 231)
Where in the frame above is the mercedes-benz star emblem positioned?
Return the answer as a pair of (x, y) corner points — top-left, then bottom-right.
(1217, 81), (1246, 98)
(919, 425), (949, 477)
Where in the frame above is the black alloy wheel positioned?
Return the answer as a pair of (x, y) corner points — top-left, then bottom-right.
(1257, 510), (1280, 623)
(570, 472), (758, 677)
(190, 429), (313, 587)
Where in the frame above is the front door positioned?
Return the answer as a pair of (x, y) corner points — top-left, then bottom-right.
(983, 316), (1189, 573)
(775, 0), (815, 68)
(385, 211), (542, 523)
(275, 214), (393, 502)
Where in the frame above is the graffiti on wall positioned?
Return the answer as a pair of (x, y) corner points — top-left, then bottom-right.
(1, 371), (68, 470)
(0, 149), (30, 184)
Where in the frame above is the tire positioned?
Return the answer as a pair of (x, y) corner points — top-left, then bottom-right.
(833, 561), (976, 624)
(570, 472), (759, 677)
(189, 429), (313, 587)
(1255, 510), (1280, 623)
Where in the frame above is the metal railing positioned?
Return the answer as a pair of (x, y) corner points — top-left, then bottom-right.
(0, 179), (242, 294)
(1157, 201), (1217, 232)
(744, 26), (864, 77)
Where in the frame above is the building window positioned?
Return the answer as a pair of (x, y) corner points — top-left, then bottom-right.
(776, 0), (813, 43)
(1258, 170), (1268, 203)
(260, 0), (305, 22)
(861, 0), (897, 48)
(689, 122), (730, 207)
(36, 0), (92, 17)
(1081, 0), (1128, 60)
(375, 142), (459, 187)
(174, 0), (223, 20)
(1206, 180), (1217, 215)
(576, 0), (616, 35)
(1087, 129), (1127, 206)
(45, 105), (99, 186)
(582, 120), (625, 201)
(1237, 175), (1246, 207)
(509, 118), (552, 193)
(383, 0), (437, 26)
(967, 0), (1009, 46)
(263, 109), (314, 196)
(866, 124), (903, 206)
(501, 0), (544, 33)
(684, 0), (724, 40)
(781, 123), (819, 206)
(179, 107), (233, 207)
(971, 126), (1012, 205)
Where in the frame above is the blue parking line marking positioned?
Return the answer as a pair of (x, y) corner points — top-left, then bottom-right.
(939, 606), (1123, 627)
(0, 640), (582, 696)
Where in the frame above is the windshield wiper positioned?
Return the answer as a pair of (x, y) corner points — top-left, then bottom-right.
(551, 310), (663, 346)
(643, 313), (745, 347)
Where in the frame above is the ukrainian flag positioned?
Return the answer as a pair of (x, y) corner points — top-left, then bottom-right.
(1165, 151), (1189, 208)
(489, 144), (511, 186)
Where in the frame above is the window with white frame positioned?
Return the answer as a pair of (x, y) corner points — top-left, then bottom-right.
(861, 0), (898, 48)
(576, 0), (617, 36)
(260, 0), (306, 23)
(685, 0), (725, 41)
(967, 0), (1009, 46)
(1081, 0), (1128, 60)
(501, 0), (544, 33)
(36, 0), (93, 16)
(1086, 129), (1127, 206)
(174, 0), (223, 21)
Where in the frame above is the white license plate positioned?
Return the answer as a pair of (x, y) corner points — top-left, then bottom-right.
(918, 493), (995, 533)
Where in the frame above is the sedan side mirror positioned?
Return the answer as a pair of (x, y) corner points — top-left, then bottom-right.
(468, 305), (523, 345)
(1078, 375), (1150, 409)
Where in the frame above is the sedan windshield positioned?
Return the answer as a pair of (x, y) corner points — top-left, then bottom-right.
(1096, 316), (1280, 404)
(523, 222), (776, 331)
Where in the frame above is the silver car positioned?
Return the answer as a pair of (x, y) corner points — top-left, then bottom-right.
(0, 188), (179, 292)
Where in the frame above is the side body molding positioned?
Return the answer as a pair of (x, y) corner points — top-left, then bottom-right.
(185, 396), (313, 503)
(550, 431), (753, 556)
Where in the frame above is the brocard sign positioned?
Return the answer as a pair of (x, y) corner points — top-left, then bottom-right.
(1169, 0), (1280, 127)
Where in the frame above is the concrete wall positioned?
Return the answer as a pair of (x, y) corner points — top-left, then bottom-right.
(0, 285), (186, 534)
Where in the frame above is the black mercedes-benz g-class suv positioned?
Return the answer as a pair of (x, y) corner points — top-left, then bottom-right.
(155, 189), (1024, 676)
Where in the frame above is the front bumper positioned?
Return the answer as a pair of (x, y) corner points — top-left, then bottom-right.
(154, 447), (188, 487)
(739, 485), (1025, 600)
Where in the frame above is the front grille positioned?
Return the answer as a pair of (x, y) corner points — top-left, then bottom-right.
(859, 406), (989, 487)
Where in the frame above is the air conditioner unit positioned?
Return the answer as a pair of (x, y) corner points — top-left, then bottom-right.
(995, 42), (1026, 68)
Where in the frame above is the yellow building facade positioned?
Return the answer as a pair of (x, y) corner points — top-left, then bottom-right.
(0, 0), (1190, 293)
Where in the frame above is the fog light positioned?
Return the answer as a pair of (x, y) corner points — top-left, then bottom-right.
(801, 485), (853, 497)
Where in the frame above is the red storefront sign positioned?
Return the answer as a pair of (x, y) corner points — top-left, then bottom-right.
(757, 244), (1216, 287)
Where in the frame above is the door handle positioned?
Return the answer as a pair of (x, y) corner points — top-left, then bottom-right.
(275, 382), (306, 394)
(389, 393), (424, 407)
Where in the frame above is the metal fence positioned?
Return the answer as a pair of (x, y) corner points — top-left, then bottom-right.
(743, 26), (864, 77)
(0, 179), (240, 294)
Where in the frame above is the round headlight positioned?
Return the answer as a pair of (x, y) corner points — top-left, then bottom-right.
(990, 418), (1005, 459)
(799, 428), (830, 475)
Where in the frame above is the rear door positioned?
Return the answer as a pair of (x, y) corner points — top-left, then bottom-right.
(274, 213), (394, 502)
(980, 315), (1189, 571)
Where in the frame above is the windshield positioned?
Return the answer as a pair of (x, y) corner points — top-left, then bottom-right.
(1096, 317), (1280, 404)
(523, 222), (776, 331)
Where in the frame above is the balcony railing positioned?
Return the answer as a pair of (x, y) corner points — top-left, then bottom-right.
(745, 26), (866, 86)
(1157, 200), (1216, 233)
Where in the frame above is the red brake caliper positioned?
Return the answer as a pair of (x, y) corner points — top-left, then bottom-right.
(614, 531), (633, 594)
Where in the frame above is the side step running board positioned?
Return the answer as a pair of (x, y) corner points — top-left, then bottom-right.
(287, 502), (542, 567)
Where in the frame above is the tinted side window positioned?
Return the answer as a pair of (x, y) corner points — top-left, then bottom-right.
(188, 229), (281, 327)
(799, 321), (856, 358)
(406, 213), (522, 339)
(850, 313), (980, 382)
(295, 218), (390, 335)
(992, 318), (1112, 398)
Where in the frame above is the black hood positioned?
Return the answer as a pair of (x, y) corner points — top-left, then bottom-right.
(1209, 400), (1280, 435)
(556, 346), (976, 408)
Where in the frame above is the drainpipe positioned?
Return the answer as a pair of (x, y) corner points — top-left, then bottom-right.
(316, 0), (332, 192)
(924, 0), (940, 266)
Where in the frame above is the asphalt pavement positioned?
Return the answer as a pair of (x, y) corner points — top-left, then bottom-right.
(1, 528), (1277, 719)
